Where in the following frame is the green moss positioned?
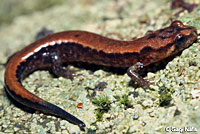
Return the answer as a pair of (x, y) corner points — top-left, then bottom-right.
(136, 101), (143, 105)
(159, 85), (173, 107)
(92, 95), (111, 121)
(118, 94), (132, 109)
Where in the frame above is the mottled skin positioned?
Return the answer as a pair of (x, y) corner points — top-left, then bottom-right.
(4, 20), (197, 129)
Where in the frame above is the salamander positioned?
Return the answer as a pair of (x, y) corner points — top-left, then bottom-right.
(4, 20), (197, 129)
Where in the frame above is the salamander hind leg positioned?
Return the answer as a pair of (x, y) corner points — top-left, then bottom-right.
(127, 62), (151, 88)
(52, 65), (79, 80)
(50, 52), (79, 80)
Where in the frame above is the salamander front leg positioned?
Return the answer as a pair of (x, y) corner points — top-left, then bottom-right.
(127, 62), (150, 88)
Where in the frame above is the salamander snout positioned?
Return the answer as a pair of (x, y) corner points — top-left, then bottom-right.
(170, 20), (184, 27)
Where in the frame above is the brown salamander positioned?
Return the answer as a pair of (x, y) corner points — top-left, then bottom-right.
(4, 20), (197, 128)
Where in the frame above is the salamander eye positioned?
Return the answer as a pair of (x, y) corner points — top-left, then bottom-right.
(175, 34), (185, 42)
(171, 20), (184, 27)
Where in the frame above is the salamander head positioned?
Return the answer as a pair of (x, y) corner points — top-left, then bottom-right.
(140, 20), (197, 66)
(156, 20), (197, 55)
(171, 20), (197, 50)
